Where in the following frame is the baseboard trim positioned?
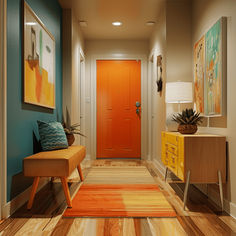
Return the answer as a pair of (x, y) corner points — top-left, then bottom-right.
(152, 159), (236, 220)
(203, 185), (236, 220)
(229, 201), (236, 220)
(2, 177), (50, 219)
(84, 154), (91, 160)
(153, 158), (166, 177)
(146, 154), (151, 161)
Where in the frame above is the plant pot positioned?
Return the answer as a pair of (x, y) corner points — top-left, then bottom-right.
(66, 133), (75, 146)
(178, 124), (197, 134)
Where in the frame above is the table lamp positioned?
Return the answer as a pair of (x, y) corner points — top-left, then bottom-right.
(165, 82), (193, 112)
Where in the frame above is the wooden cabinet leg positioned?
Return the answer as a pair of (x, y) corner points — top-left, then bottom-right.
(77, 164), (84, 181)
(27, 177), (40, 210)
(218, 170), (224, 211)
(165, 167), (168, 182)
(183, 170), (191, 210)
(60, 177), (72, 208)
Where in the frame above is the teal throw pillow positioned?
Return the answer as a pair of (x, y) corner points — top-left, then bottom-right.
(37, 120), (68, 151)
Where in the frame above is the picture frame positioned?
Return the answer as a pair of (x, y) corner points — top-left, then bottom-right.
(23, 1), (55, 109)
(194, 35), (205, 114)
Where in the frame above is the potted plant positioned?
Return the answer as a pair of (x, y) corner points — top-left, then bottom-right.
(172, 108), (203, 134)
(63, 108), (85, 146)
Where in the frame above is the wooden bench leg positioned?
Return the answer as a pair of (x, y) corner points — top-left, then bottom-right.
(77, 164), (84, 181)
(27, 177), (40, 210)
(60, 177), (72, 208)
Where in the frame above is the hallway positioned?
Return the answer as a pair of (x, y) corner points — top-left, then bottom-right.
(1, 160), (235, 235)
(2, 0), (236, 234)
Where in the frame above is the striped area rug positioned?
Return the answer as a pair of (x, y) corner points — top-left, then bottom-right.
(64, 166), (176, 217)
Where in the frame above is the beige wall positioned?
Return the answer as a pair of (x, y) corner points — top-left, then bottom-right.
(84, 40), (149, 159)
(149, 0), (192, 166)
(166, 0), (193, 117)
(62, 9), (85, 144)
(192, 0), (236, 214)
(149, 3), (166, 163)
(166, 0), (192, 83)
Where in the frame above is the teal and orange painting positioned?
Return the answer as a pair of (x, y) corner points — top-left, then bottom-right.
(205, 18), (222, 116)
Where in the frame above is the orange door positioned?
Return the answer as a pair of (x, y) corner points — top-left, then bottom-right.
(97, 60), (141, 158)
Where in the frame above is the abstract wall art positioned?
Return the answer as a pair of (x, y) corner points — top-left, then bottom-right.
(205, 18), (223, 116)
(23, 2), (55, 109)
(193, 17), (226, 117)
(194, 36), (205, 114)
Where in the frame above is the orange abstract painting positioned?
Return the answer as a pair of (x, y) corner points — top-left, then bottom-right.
(24, 2), (55, 108)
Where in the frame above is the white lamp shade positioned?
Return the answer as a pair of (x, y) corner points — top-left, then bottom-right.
(165, 82), (193, 103)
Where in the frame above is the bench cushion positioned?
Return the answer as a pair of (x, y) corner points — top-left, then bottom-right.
(24, 145), (86, 177)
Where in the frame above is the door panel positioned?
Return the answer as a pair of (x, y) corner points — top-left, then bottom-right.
(97, 60), (141, 158)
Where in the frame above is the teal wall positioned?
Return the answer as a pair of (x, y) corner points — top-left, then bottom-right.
(7, 0), (62, 201)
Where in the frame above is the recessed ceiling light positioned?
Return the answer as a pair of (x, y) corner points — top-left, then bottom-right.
(79, 21), (88, 27)
(112, 21), (122, 26)
(146, 21), (155, 26)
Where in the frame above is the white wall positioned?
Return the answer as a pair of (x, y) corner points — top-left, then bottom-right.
(62, 9), (85, 144)
(192, 0), (236, 215)
(84, 40), (149, 159)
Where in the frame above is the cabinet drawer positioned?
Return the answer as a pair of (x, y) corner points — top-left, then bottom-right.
(165, 143), (178, 156)
(165, 133), (179, 146)
(167, 151), (177, 173)
(162, 152), (169, 166)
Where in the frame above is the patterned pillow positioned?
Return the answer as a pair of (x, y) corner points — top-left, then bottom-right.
(37, 120), (68, 151)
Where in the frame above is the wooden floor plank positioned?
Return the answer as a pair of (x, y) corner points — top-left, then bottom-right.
(220, 215), (236, 232)
(1, 217), (30, 236)
(50, 218), (74, 236)
(149, 218), (188, 236)
(103, 218), (124, 236)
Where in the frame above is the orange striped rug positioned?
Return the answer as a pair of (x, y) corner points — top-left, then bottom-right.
(64, 166), (176, 217)
(64, 183), (176, 217)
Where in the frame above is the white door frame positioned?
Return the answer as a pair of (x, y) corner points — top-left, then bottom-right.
(79, 48), (86, 146)
(0, 0), (7, 220)
(148, 49), (158, 161)
(90, 54), (148, 159)
(147, 51), (154, 160)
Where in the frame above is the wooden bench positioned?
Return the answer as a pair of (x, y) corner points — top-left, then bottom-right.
(24, 145), (86, 209)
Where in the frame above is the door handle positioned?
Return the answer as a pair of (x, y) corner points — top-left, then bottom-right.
(135, 101), (141, 115)
(135, 101), (141, 108)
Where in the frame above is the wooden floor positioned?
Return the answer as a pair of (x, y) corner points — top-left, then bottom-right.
(1, 160), (236, 235)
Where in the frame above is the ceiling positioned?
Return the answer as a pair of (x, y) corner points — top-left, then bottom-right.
(58, 0), (164, 40)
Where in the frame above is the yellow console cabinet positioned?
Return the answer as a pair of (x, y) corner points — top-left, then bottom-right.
(161, 132), (226, 210)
